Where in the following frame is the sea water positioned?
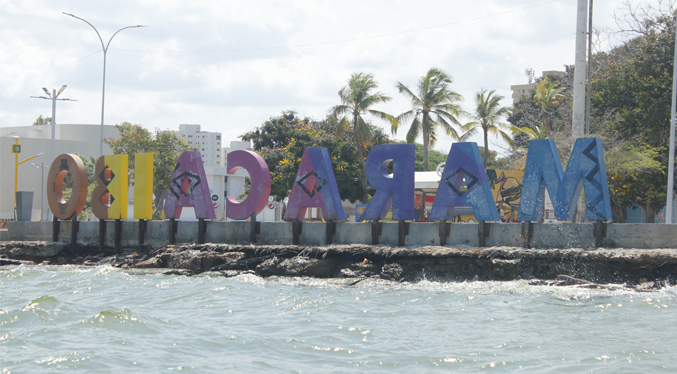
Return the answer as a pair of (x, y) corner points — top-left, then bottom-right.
(1, 265), (676, 373)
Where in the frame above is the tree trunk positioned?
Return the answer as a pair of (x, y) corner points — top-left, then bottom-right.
(422, 112), (429, 170)
(611, 203), (628, 223)
(353, 112), (369, 203)
(642, 204), (658, 223)
(153, 190), (167, 219)
(483, 124), (489, 167)
(543, 115), (554, 139)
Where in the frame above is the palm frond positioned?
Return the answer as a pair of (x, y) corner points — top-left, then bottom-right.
(405, 117), (421, 144)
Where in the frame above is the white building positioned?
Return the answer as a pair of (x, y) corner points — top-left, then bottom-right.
(178, 124), (222, 167)
(0, 124), (119, 220)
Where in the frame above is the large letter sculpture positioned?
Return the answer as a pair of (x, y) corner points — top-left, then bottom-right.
(91, 154), (129, 219)
(226, 150), (271, 220)
(164, 151), (216, 219)
(46, 154), (88, 219)
(359, 144), (415, 221)
(134, 153), (154, 220)
(518, 138), (612, 221)
(429, 142), (500, 221)
(284, 147), (345, 221)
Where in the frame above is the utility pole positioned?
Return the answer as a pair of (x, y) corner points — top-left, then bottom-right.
(572, 0), (588, 138)
(665, 14), (677, 224)
(31, 86), (76, 163)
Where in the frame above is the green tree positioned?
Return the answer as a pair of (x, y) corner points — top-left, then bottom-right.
(533, 78), (565, 139)
(242, 111), (392, 204)
(396, 67), (463, 171)
(460, 89), (512, 166)
(330, 72), (397, 203)
(590, 2), (675, 222)
(32, 115), (51, 126)
(105, 122), (192, 218)
(395, 141), (447, 171)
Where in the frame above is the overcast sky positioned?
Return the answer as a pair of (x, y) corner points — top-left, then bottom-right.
(1, 0), (624, 155)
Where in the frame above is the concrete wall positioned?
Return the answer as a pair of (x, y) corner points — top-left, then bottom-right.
(4, 221), (677, 249)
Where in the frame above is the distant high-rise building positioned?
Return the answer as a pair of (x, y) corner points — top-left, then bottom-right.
(178, 124), (222, 167)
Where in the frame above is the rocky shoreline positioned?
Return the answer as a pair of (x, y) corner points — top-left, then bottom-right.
(1, 241), (676, 290)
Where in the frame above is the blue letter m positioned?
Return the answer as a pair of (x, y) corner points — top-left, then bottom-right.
(518, 138), (612, 222)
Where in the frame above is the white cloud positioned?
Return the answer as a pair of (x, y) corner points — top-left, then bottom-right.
(1, 0), (622, 156)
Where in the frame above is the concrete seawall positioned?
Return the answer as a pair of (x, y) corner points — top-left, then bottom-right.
(1, 221), (676, 249)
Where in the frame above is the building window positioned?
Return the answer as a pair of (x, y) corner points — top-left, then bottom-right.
(188, 135), (192, 138)
(224, 176), (228, 183)
(216, 135), (221, 140)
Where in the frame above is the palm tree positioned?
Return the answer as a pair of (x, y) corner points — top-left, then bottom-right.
(533, 78), (564, 139)
(396, 68), (463, 170)
(460, 89), (512, 166)
(330, 72), (397, 203)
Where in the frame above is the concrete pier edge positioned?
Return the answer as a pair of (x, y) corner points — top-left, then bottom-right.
(2, 221), (676, 249)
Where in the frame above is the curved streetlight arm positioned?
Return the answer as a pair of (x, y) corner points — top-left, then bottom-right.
(63, 12), (146, 156)
(106, 25), (147, 50)
(63, 12), (146, 52)
(63, 12), (105, 51)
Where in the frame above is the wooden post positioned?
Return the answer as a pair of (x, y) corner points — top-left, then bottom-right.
(169, 218), (177, 245)
(292, 220), (302, 245)
(594, 220), (606, 248)
(521, 221), (533, 249)
(198, 218), (206, 244)
(52, 216), (60, 242)
(98, 219), (106, 251)
(70, 213), (79, 246)
(325, 220), (336, 245)
(478, 221), (489, 247)
(249, 214), (257, 244)
(138, 219), (147, 251)
(114, 219), (122, 253)
(371, 220), (381, 245)
(397, 220), (408, 247)
(439, 220), (450, 246)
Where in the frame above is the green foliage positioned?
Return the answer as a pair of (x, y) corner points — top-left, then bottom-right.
(461, 89), (512, 166)
(104, 122), (191, 218)
(242, 111), (392, 203)
(330, 72), (397, 202)
(32, 115), (51, 126)
(605, 143), (665, 222)
(396, 67), (463, 170)
(590, 5), (676, 221)
(395, 141), (447, 171)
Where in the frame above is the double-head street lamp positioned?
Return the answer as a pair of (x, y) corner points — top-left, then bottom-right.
(63, 12), (147, 156)
(30, 85), (76, 163)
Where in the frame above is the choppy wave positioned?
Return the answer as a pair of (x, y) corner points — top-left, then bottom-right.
(1, 265), (676, 372)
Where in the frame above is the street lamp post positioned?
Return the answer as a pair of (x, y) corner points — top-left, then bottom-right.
(63, 12), (147, 156)
(31, 85), (76, 163)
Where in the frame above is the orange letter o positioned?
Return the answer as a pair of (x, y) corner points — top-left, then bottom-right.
(46, 154), (88, 220)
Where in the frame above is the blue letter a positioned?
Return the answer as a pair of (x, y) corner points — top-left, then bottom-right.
(429, 142), (500, 221)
